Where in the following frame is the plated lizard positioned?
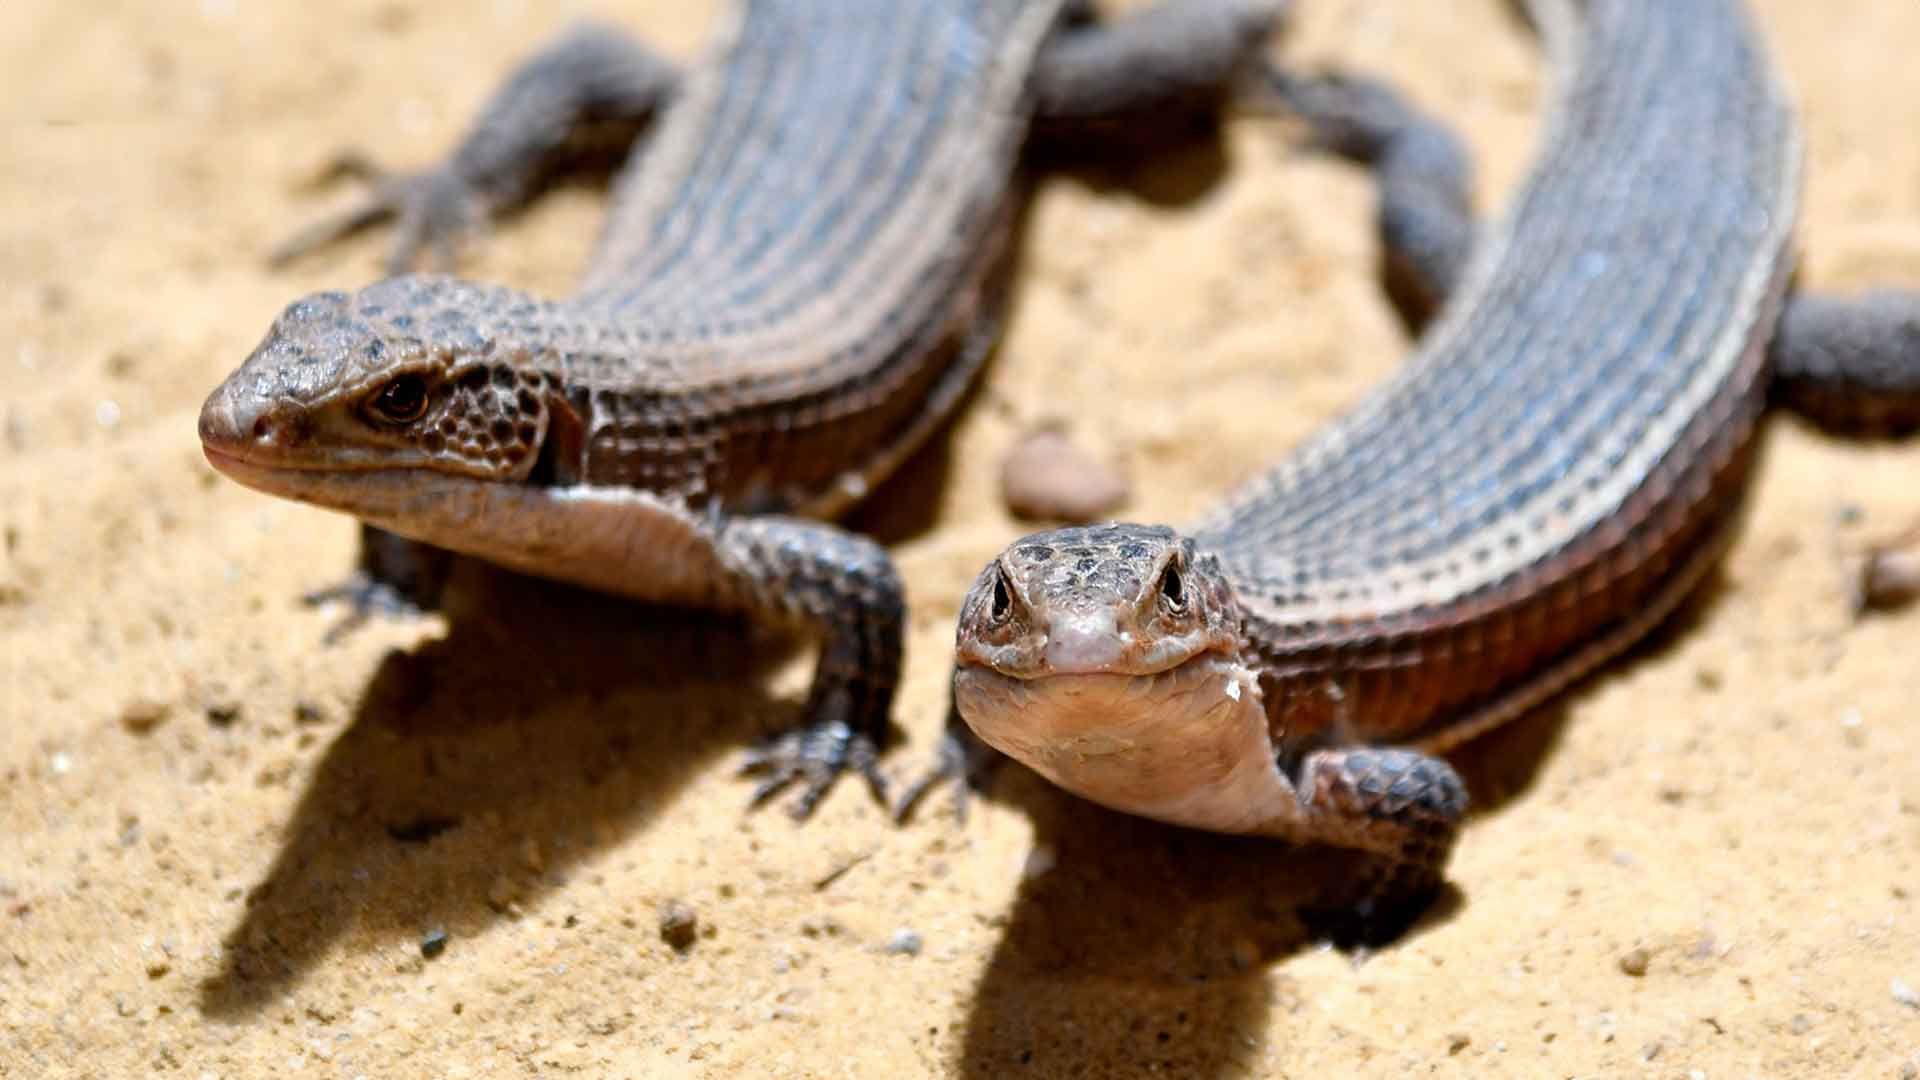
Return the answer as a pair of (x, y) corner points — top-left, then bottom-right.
(941, 0), (1920, 941)
(197, 0), (1288, 815)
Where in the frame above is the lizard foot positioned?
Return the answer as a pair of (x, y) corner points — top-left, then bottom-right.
(268, 152), (487, 276)
(302, 572), (429, 645)
(739, 718), (888, 821)
(302, 527), (451, 644)
(891, 719), (1003, 825)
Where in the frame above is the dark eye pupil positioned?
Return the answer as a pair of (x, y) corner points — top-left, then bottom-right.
(990, 574), (1012, 621)
(1161, 564), (1185, 607)
(377, 376), (426, 420)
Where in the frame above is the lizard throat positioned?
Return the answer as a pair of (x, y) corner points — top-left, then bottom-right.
(953, 652), (1297, 835)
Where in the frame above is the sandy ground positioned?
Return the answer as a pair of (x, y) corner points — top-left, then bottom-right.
(4, 1), (1919, 1076)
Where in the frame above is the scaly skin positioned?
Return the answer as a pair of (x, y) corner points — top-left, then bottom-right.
(199, 0), (1290, 817)
(943, 0), (1920, 945)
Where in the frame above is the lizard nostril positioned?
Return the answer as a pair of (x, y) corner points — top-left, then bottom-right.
(251, 416), (273, 441)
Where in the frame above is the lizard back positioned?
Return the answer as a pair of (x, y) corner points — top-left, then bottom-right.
(556, 0), (1064, 511)
(1199, 0), (1797, 742)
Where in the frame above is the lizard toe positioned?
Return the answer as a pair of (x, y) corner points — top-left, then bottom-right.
(739, 719), (888, 821)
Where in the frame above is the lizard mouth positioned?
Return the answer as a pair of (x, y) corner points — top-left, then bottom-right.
(954, 613), (1240, 681)
(201, 443), (303, 489)
(200, 447), (522, 530)
(953, 652), (1258, 750)
(203, 443), (394, 474)
(202, 444), (438, 497)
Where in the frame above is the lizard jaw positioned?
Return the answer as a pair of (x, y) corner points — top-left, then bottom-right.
(953, 652), (1299, 835)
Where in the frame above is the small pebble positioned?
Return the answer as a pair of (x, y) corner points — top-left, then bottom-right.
(1446, 1032), (1471, 1055)
(205, 703), (241, 728)
(659, 901), (698, 952)
(145, 958), (171, 978)
(999, 423), (1130, 523)
(420, 928), (448, 959)
(1893, 977), (1920, 1010)
(883, 929), (923, 957)
(1856, 546), (1920, 613)
(1617, 947), (1650, 977)
(799, 915), (843, 939)
(120, 699), (171, 734)
(1788, 1013), (1811, 1035)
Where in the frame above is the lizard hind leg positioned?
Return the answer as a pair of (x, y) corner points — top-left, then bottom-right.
(269, 20), (680, 276)
(1027, 0), (1291, 151)
(1266, 70), (1478, 326)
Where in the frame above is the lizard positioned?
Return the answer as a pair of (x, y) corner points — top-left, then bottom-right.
(936, 0), (1920, 943)
(196, 0), (1296, 817)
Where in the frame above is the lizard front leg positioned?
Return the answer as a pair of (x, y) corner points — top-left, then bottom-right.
(1281, 745), (1468, 948)
(721, 516), (905, 819)
(303, 524), (456, 644)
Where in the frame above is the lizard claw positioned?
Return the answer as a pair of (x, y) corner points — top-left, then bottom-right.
(302, 572), (428, 645)
(739, 719), (888, 821)
(891, 721), (1001, 825)
(268, 152), (488, 276)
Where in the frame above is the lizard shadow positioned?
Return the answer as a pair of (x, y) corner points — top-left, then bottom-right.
(951, 571), (1741, 1077)
(951, 767), (1464, 1079)
(197, 561), (802, 1019)
(1034, 126), (1231, 210)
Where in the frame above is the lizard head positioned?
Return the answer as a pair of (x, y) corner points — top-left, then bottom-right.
(952, 523), (1281, 832)
(956, 523), (1241, 678)
(199, 275), (580, 510)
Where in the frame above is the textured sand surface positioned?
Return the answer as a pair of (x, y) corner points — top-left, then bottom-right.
(4, 2), (1918, 1076)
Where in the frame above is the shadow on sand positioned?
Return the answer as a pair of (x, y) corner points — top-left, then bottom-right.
(947, 705), (1561, 1079)
(197, 562), (798, 1017)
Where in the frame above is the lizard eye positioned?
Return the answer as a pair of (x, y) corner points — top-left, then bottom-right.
(988, 568), (1014, 625)
(1158, 560), (1186, 613)
(369, 374), (430, 424)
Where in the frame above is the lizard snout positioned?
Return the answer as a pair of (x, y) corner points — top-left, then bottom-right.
(198, 378), (307, 462)
(1041, 609), (1131, 673)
